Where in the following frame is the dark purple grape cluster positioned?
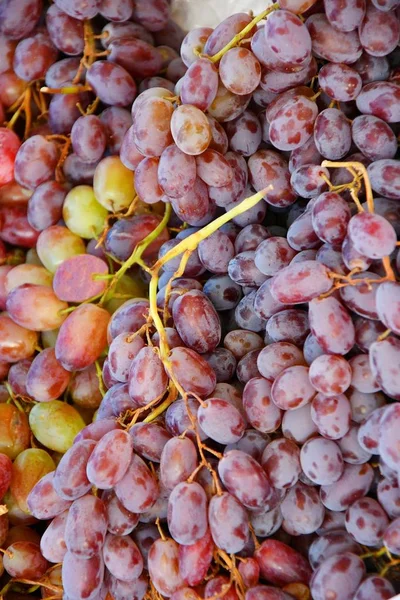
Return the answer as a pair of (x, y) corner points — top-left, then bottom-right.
(0, 0), (400, 599)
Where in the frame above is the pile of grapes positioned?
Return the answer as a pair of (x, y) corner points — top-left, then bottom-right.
(0, 0), (400, 599)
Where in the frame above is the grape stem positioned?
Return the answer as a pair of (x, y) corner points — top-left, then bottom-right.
(203, 3), (279, 63)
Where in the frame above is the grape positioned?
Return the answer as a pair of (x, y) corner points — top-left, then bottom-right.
(204, 348), (237, 383)
(3, 541), (48, 579)
(0, 0), (42, 39)
(309, 296), (355, 355)
(29, 400), (85, 453)
(353, 53), (390, 84)
(290, 164), (329, 199)
(306, 13), (362, 62)
(287, 209), (320, 251)
(99, 107), (132, 156)
(62, 552), (104, 600)
(14, 135), (58, 190)
(106, 333), (144, 384)
(225, 111), (261, 157)
(148, 537), (186, 596)
(97, 383), (138, 419)
(243, 377), (283, 434)
(37, 225), (86, 273)
(160, 437), (198, 491)
(209, 152), (247, 207)
(261, 438), (301, 489)
(356, 82), (400, 123)
(345, 496), (388, 546)
(55, 304), (110, 371)
(318, 63), (362, 102)
(103, 534), (143, 582)
(171, 104), (211, 156)
(254, 279), (288, 320)
(0, 128), (21, 187)
(108, 38), (162, 80)
(6, 284), (68, 331)
(180, 58), (218, 110)
(311, 392), (351, 440)
(169, 178), (210, 226)
(115, 453), (159, 513)
(228, 251), (268, 287)
(131, 0), (168, 31)
(25, 348), (70, 402)
(0, 403), (30, 459)
(106, 573), (148, 600)
(13, 32), (57, 82)
(310, 552), (365, 600)
(219, 47), (261, 96)
(26, 471), (71, 521)
(102, 490), (139, 537)
(40, 509), (68, 563)
(234, 291), (264, 333)
(238, 558), (260, 589)
(167, 481), (207, 545)
(254, 237), (296, 276)
(300, 437), (344, 485)
(265, 9), (312, 67)
(250, 505), (283, 539)
(271, 365), (315, 410)
(75, 419), (121, 444)
(86, 430), (133, 490)
(309, 530), (362, 570)
(237, 349), (262, 384)
(53, 254), (109, 304)
(377, 479), (400, 519)
(157, 144), (196, 199)
(135, 157), (165, 204)
(0, 453), (12, 499)
(70, 115), (107, 164)
(53, 439), (96, 500)
(357, 404), (387, 453)
(348, 353), (379, 393)
(260, 57), (318, 94)
(255, 539), (312, 586)
(4, 264), (52, 295)
(266, 309), (310, 346)
(225, 187), (267, 229)
(223, 332), (262, 362)
(257, 342), (305, 382)
(65, 494), (107, 558)
(198, 398), (245, 444)
(128, 346), (168, 406)
(63, 153), (99, 185)
(178, 529), (214, 586)
(312, 191), (351, 246)
(129, 422), (171, 463)
(309, 354), (352, 395)
(196, 149), (233, 188)
(351, 115), (397, 161)
(204, 13), (254, 56)
(379, 403), (400, 470)
(354, 575), (395, 600)
(198, 231), (235, 275)
(207, 80), (251, 123)
(348, 212), (396, 260)
(46, 4), (84, 55)
(204, 576), (239, 600)
(209, 492), (249, 553)
(281, 482), (325, 534)
(10, 448), (55, 513)
(27, 181), (67, 232)
(86, 61), (136, 107)
(359, 4), (399, 57)
(269, 260), (331, 305)
(314, 108), (352, 160)
(269, 95), (317, 151)
(368, 159), (400, 200)
(320, 463), (374, 511)
(338, 424), (372, 465)
(245, 586), (292, 600)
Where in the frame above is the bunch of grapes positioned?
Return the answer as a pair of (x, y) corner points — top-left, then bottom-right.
(0, 0), (400, 599)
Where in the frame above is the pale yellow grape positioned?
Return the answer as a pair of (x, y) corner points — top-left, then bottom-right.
(29, 400), (86, 453)
(10, 448), (55, 513)
(63, 185), (108, 239)
(5, 264), (53, 294)
(37, 226), (86, 273)
(93, 156), (136, 212)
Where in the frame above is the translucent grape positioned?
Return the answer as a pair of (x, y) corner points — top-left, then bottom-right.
(255, 539), (312, 586)
(26, 348), (70, 402)
(148, 538), (185, 597)
(196, 149), (233, 188)
(36, 225), (86, 273)
(171, 104), (211, 155)
(207, 80), (251, 123)
(3, 541), (48, 579)
(29, 400), (85, 453)
(0, 403), (30, 459)
(219, 47), (261, 96)
(10, 448), (55, 513)
(6, 284), (68, 331)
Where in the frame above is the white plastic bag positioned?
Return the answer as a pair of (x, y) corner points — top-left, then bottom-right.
(170, 0), (271, 29)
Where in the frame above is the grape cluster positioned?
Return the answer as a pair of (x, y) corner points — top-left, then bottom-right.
(0, 0), (400, 600)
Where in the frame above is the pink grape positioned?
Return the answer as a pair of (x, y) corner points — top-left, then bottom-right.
(198, 398), (245, 444)
(269, 95), (318, 151)
(310, 553), (365, 600)
(218, 450), (272, 509)
(180, 58), (218, 110)
(86, 430), (133, 490)
(40, 509), (68, 563)
(265, 9), (312, 67)
(26, 472), (71, 520)
(300, 437), (344, 485)
(356, 82), (400, 124)
(359, 4), (399, 57)
(351, 115), (397, 161)
(313, 108), (352, 160)
(309, 354), (352, 395)
(158, 144), (196, 198)
(160, 437), (198, 491)
(308, 530), (362, 570)
(148, 538), (186, 597)
(255, 539), (312, 586)
(26, 348), (71, 402)
(171, 104), (211, 156)
(209, 492), (249, 554)
(308, 296), (355, 355)
(270, 260), (332, 305)
(311, 191), (351, 246)
(62, 552), (104, 600)
(318, 62), (362, 101)
(219, 47), (261, 96)
(348, 212), (397, 259)
(103, 534), (143, 582)
(271, 365), (316, 410)
(261, 438), (301, 489)
(243, 377), (283, 433)
(115, 453), (159, 513)
(128, 346), (168, 406)
(345, 496), (389, 546)
(102, 490), (140, 536)
(311, 392), (351, 440)
(65, 494), (107, 558)
(354, 576), (395, 600)
(320, 463), (374, 511)
(178, 529), (214, 587)
(168, 481), (208, 545)
(280, 482), (325, 534)
(306, 13), (362, 62)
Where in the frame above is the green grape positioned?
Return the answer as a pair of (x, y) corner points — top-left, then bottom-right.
(37, 225), (86, 273)
(10, 448), (55, 513)
(29, 400), (86, 453)
(93, 156), (136, 212)
(63, 185), (108, 239)
(104, 274), (148, 314)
